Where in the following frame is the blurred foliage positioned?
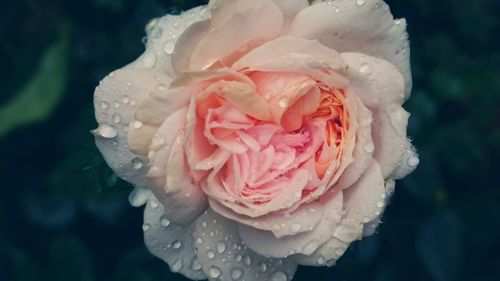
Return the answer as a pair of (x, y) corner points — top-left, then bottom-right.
(0, 0), (499, 281)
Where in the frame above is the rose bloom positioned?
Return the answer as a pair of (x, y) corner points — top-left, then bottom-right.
(93, 0), (419, 280)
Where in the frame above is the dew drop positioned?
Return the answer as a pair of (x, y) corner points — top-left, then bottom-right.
(376, 201), (384, 208)
(149, 199), (159, 209)
(170, 259), (183, 273)
(208, 266), (221, 278)
(207, 250), (216, 259)
(160, 215), (171, 227)
(99, 101), (109, 110)
(112, 113), (121, 124)
(317, 256), (326, 265)
(163, 41), (175, 55)
(356, 0), (366, 6)
(270, 271), (288, 281)
(231, 268), (243, 280)
(131, 157), (144, 170)
(407, 156), (419, 167)
(201, 221), (208, 228)
(142, 223), (151, 231)
(191, 259), (202, 271)
(243, 255), (252, 266)
(258, 262), (268, 273)
(278, 97), (289, 108)
(132, 121), (143, 129)
(216, 241), (226, 254)
(359, 63), (372, 74)
(94, 124), (118, 139)
(121, 95), (130, 104)
(172, 240), (182, 249)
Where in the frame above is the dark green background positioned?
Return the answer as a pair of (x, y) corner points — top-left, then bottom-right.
(1, 0), (499, 280)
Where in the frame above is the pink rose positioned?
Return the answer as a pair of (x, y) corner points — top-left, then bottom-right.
(93, 0), (419, 280)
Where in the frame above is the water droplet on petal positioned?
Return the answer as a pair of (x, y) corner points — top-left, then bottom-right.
(407, 156), (419, 167)
(112, 113), (121, 124)
(163, 41), (175, 54)
(94, 124), (118, 139)
(172, 240), (182, 249)
(231, 268), (243, 280)
(360, 63), (372, 74)
(376, 201), (384, 208)
(170, 259), (183, 272)
(132, 121), (143, 129)
(356, 0), (366, 6)
(270, 271), (288, 281)
(191, 258), (202, 271)
(160, 215), (171, 227)
(142, 223), (151, 231)
(207, 250), (216, 259)
(317, 256), (326, 265)
(216, 241), (226, 254)
(131, 157), (144, 170)
(243, 255), (252, 266)
(258, 262), (267, 272)
(208, 266), (221, 278)
(99, 101), (109, 110)
(278, 97), (289, 108)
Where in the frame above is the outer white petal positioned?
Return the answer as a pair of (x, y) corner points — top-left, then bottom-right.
(289, 0), (412, 98)
(143, 196), (206, 280)
(238, 192), (343, 258)
(94, 6), (209, 189)
(333, 161), (386, 243)
(94, 68), (170, 187)
(292, 236), (348, 267)
(339, 52), (416, 178)
(194, 209), (298, 281)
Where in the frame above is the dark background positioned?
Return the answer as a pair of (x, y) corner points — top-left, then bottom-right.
(0, 0), (499, 280)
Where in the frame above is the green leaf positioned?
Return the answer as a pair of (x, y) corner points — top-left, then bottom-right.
(0, 24), (71, 137)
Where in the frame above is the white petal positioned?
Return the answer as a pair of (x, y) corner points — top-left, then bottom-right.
(292, 236), (348, 267)
(340, 52), (410, 178)
(143, 196), (206, 280)
(239, 192), (343, 258)
(289, 0), (412, 98)
(333, 161), (386, 243)
(194, 209), (298, 281)
(94, 68), (169, 187)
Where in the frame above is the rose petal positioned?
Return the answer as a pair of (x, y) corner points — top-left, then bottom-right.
(270, 0), (309, 27)
(160, 135), (208, 224)
(141, 6), (209, 77)
(194, 209), (298, 281)
(289, 0), (412, 97)
(334, 95), (374, 190)
(94, 68), (168, 187)
(292, 236), (348, 267)
(143, 196), (206, 280)
(333, 161), (386, 243)
(210, 199), (323, 238)
(340, 52), (412, 178)
(239, 191), (343, 258)
(173, 0), (284, 72)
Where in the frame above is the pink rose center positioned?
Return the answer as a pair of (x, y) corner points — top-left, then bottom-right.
(192, 71), (350, 206)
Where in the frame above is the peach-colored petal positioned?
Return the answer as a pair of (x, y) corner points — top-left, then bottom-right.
(173, 0), (284, 72)
(194, 209), (298, 281)
(239, 191), (343, 258)
(334, 95), (374, 190)
(288, 0), (412, 98)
